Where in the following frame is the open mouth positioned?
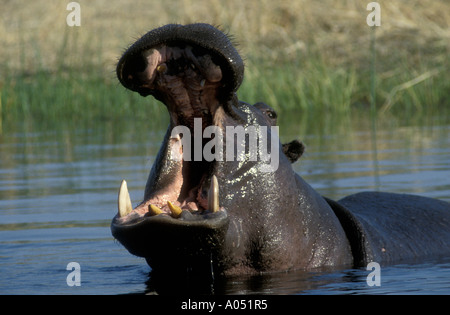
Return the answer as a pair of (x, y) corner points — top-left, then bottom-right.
(114, 26), (237, 223)
(117, 173), (220, 220)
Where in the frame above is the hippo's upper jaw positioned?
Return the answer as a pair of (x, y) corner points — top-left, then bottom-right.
(116, 23), (244, 121)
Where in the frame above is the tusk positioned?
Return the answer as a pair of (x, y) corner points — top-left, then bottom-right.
(118, 180), (133, 217)
(167, 201), (182, 218)
(148, 204), (163, 216)
(208, 175), (219, 212)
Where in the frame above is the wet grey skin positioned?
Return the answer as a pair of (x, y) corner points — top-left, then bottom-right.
(111, 23), (450, 280)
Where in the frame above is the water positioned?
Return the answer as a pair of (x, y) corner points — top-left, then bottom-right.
(1, 112), (449, 295)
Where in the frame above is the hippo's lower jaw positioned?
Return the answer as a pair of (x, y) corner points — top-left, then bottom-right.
(111, 192), (229, 267)
(111, 171), (229, 257)
(111, 171), (231, 278)
(110, 151), (234, 279)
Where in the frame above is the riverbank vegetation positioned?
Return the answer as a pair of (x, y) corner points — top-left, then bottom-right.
(1, 0), (448, 130)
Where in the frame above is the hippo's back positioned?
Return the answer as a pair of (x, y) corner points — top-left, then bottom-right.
(338, 192), (450, 265)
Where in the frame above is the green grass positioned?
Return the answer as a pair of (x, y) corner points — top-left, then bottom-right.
(240, 51), (358, 113)
(1, 48), (448, 131)
(1, 69), (158, 128)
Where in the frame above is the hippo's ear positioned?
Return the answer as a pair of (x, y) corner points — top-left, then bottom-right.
(282, 140), (305, 163)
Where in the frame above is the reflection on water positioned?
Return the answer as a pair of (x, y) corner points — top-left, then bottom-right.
(0, 110), (449, 294)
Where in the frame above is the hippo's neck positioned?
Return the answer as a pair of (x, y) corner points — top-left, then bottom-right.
(220, 171), (354, 275)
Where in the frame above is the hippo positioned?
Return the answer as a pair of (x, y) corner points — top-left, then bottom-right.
(111, 24), (450, 285)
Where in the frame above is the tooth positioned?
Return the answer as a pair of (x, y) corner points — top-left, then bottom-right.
(156, 64), (167, 73)
(118, 180), (133, 217)
(208, 175), (219, 212)
(167, 201), (182, 218)
(148, 204), (163, 216)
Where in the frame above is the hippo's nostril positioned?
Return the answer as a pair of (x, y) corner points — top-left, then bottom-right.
(118, 57), (151, 95)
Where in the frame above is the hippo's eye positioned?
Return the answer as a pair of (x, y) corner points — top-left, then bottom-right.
(267, 110), (277, 119)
